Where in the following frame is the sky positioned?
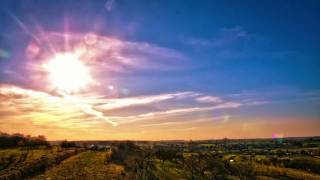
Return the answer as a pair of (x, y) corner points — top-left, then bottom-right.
(0, 0), (319, 140)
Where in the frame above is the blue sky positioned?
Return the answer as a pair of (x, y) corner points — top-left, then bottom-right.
(0, 0), (319, 139)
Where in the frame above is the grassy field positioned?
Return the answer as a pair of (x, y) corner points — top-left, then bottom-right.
(154, 159), (184, 180)
(253, 164), (320, 180)
(0, 137), (319, 180)
(0, 147), (82, 179)
(0, 147), (60, 171)
(33, 151), (124, 180)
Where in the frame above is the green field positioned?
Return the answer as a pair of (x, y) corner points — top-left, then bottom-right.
(0, 137), (320, 180)
(0, 147), (82, 179)
(33, 151), (124, 180)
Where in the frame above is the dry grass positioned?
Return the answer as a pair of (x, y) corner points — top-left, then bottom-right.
(254, 164), (320, 180)
(33, 151), (124, 180)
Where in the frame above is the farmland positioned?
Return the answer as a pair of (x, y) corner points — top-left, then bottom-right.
(33, 151), (124, 180)
(1, 132), (320, 179)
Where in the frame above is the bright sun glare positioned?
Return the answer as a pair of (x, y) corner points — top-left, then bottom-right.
(43, 53), (92, 93)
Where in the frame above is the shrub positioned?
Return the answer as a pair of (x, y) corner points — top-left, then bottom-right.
(60, 141), (76, 148)
(0, 132), (49, 149)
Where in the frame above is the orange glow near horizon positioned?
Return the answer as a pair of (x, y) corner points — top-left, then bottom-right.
(0, 114), (319, 141)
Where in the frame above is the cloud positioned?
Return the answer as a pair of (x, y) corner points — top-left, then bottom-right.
(141, 116), (225, 127)
(0, 84), (242, 127)
(108, 102), (242, 124)
(61, 93), (117, 126)
(184, 26), (249, 48)
(0, 84), (117, 127)
(227, 88), (320, 104)
(184, 37), (213, 47)
(0, 83), (271, 138)
(0, 85), (202, 128)
(97, 91), (197, 110)
(20, 31), (186, 93)
(105, 0), (116, 12)
(196, 96), (223, 103)
(2, 69), (27, 82)
(27, 32), (184, 74)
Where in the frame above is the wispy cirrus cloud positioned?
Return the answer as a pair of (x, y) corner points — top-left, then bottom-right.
(183, 26), (249, 48)
(227, 88), (320, 105)
(105, 0), (116, 12)
(0, 83), (270, 138)
(108, 102), (242, 124)
(27, 32), (184, 74)
(140, 116), (226, 127)
(196, 96), (223, 103)
(96, 91), (197, 110)
(21, 31), (186, 93)
(0, 84), (116, 127)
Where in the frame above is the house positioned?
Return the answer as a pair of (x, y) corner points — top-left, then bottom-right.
(89, 144), (111, 151)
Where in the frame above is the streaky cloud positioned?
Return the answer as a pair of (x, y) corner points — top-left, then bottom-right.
(97, 91), (198, 110)
(140, 116), (225, 127)
(196, 96), (223, 103)
(109, 102), (242, 124)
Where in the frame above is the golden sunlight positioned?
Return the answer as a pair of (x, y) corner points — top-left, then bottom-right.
(43, 53), (92, 93)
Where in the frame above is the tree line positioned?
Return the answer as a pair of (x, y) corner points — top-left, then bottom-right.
(0, 132), (49, 148)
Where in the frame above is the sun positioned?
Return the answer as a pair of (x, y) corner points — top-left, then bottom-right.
(43, 53), (92, 93)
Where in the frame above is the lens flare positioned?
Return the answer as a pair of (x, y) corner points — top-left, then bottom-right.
(43, 53), (92, 93)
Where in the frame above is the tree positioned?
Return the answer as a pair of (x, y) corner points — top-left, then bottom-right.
(60, 140), (76, 148)
(0, 132), (49, 148)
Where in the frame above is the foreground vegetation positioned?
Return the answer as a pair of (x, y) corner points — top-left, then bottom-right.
(33, 151), (124, 180)
(0, 132), (320, 179)
(106, 141), (320, 180)
(0, 147), (83, 180)
(0, 132), (48, 149)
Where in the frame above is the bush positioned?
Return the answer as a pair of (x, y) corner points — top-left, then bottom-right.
(60, 141), (76, 148)
(0, 132), (49, 149)
(109, 141), (140, 164)
(282, 157), (320, 174)
(0, 149), (83, 180)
